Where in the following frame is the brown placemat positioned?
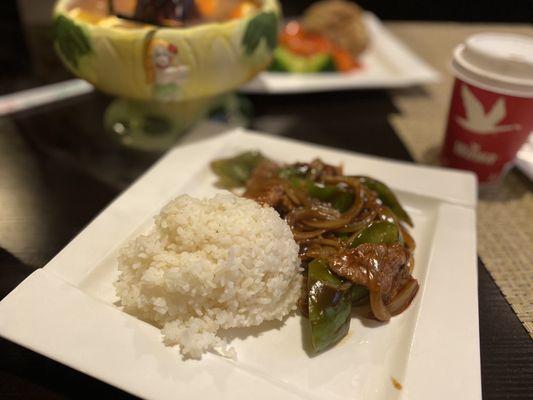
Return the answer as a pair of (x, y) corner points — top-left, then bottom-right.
(386, 21), (533, 338)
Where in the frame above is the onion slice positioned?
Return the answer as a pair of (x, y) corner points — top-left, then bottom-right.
(400, 224), (416, 252)
(314, 237), (342, 248)
(304, 178), (364, 229)
(387, 278), (419, 316)
(287, 207), (339, 227)
(336, 210), (377, 233)
(369, 286), (391, 322)
(292, 229), (326, 241)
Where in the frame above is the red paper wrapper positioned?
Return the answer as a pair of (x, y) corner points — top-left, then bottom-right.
(441, 78), (533, 183)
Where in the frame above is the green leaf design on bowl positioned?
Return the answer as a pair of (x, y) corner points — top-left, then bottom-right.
(242, 11), (278, 55)
(53, 15), (92, 68)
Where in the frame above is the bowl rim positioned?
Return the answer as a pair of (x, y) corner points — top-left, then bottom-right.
(54, 0), (280, 36)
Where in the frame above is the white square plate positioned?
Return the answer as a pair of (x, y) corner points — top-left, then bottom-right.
(240, 13), (439, 94)
(0, 126), (479, 400)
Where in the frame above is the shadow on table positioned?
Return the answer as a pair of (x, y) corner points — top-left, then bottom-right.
(421, 143), (532, 202)
(248, 89), (413, 162)
(0, 249), (35, 300)
(390, 86), (433, 99)
(478, 170), (533, 202)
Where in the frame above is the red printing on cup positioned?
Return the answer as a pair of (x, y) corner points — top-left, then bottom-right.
(441, 78), (533, 183)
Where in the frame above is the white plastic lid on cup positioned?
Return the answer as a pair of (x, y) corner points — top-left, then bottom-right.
(452, 33), (533, 98)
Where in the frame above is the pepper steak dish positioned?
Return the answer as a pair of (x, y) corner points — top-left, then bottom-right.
(211, 152), (419, 354)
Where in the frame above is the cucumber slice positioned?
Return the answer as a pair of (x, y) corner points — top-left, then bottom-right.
(269, 47), (336, 73)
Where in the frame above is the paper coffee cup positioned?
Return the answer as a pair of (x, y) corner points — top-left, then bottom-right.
(441, 33), (533, 184)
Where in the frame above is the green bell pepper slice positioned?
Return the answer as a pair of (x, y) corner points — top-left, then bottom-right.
(350, 221), (400, 248)
(308, 259), (353, 354)
(278, 166), (306, 180)
(210, 151), (265, 189)
(350, 284), (369, 304)
(356, 176), (413, 226)
(307, 182), (354, 212)
(282, 173), (355, 213)
(307, 182), (338, 200)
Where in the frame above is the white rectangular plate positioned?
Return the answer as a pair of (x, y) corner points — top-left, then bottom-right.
(240, 13), (439, 94)
(0, 126), (479, 400)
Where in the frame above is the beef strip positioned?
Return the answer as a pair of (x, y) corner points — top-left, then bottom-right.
(290, 159), (343, 182)
(245, 180), (285, 207)
(243, 160), (285, 207)
(244, 158), (344, 210)
(328, 243), (412, 304)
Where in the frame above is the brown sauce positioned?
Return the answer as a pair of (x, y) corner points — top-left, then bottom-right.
(391, 377), (403, 390)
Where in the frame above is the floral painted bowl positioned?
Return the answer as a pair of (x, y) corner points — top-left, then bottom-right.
(53, 0), (280, 102)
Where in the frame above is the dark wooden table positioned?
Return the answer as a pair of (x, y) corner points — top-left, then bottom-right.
(0, 88), (531, 400)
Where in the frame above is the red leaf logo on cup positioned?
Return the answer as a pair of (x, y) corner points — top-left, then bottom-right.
(455, 84), (522, 134)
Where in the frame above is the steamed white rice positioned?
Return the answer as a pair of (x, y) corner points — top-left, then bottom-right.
(115, 192), (302, 358)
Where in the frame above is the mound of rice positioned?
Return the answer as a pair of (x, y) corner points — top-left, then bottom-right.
(115, 193), (302, 359)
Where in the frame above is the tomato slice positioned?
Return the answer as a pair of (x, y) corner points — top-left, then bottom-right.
(331, 47), (360, 72)
(280, 22), (331, 56)
(279, 21), (361, 72)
